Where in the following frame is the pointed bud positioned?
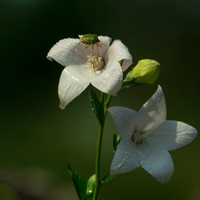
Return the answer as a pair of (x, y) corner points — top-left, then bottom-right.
(86, 174), (96, 197)
(123, 59), (160, 84)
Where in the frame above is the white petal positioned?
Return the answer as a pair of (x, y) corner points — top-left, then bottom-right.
(108, 107), (137, 140)
(58, 66), (90, 109)
(147, 120), (197, 151)
(91, 61), (123, 95)
(140, 150), (174, 184)
(86, 36), (111, 58)
(106, 40), (132, 65)
(136, 85), (166, 132)
(47, 38), (88, 67)
(78, 35), (111, 58)
(110, 140), (140, 175)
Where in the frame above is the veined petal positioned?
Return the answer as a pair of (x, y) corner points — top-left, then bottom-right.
(108, 107), (137, 140)
(47, 38), (88, 67)
(140, 150), (174, 184)
(136, 85), (166, 132)
(91, 61), (123, 95)
(106, 40), (132, 66)
(58, 66), (91, 109)
(110, 140), (140, 175)
(147, 120), (197, 151)
(78, 35), (111, 58)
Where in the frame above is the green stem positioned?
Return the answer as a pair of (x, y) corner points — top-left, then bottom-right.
(92, 121), (104, 200)
(92, 94), (112, 200)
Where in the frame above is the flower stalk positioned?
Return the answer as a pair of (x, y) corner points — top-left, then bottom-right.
(92, 93), (112, 200)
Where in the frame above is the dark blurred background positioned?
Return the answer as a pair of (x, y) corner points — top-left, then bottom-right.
(0, 0), (200, 199)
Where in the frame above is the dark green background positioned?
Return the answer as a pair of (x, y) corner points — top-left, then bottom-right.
(0, 0), (200, 199)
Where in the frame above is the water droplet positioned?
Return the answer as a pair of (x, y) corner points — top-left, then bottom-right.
(113, 70), (117, 74)
(147, 65), (150, 67)
(88, 190), (92, 194)
(117, 163), (122, 168)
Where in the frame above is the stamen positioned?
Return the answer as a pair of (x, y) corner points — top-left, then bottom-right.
(87, 52), (105, 73)
(131, 125), (150, 146)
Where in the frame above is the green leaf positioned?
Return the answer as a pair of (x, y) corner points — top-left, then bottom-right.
(67, 164), (88, 199)
(89, 87), (104, 125)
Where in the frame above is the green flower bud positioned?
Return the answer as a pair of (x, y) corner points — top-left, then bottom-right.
(124, 59), (160, 84)
(86, 174), (96, 197)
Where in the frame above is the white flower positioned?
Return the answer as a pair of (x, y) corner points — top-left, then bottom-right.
(108, 86), (197, 184)
(47, 35), (132, 109)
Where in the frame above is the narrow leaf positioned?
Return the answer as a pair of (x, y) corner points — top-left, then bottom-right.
(67, 164), (87, 199)
(89, 87), (104, 125)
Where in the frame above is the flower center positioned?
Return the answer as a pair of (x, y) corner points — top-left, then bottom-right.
(131, 125), (147, 145)
(87, 52), (105, 73)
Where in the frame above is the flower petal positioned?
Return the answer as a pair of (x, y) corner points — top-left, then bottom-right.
(136, 85), (166, 132)
(47, 38), (88, 67)
(106, 40), (132, 66)
(147, 120), (197, 151)
(121, 59), (133, 72)
(58, 66), (90, 109)
(140, 150), (174, 184)
(110, 140), (140, 175)
(108, 107), (137, 140)
(91, 61), (123, 95)
(78, 35), (111, 58)
(90, 36), (112, 58)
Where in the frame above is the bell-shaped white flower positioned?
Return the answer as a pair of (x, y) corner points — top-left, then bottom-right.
(47, 35), (132, 109)
(108, 86), (197, 184)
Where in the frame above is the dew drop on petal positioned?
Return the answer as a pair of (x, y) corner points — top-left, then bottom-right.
(113, 70), (117, 74)
(117, 163), (122, 168)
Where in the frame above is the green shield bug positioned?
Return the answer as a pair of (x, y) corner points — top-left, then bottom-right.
(79, 34), (103, 49)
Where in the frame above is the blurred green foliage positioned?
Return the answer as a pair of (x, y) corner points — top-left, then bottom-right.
(0, 0), (200, 199)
